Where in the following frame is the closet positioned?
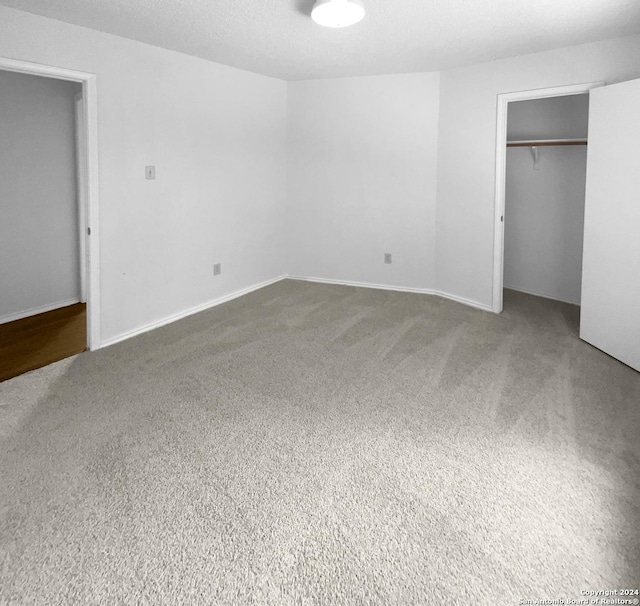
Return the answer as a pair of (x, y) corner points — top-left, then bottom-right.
(503, 94), (589, 307)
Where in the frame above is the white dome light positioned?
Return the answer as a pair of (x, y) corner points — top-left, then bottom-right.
(311, 0), (365, 28)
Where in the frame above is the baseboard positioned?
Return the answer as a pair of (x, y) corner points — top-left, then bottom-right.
(101, 275), (287, 349)
(100, 273), (495, 349)
(287, 274), (434, 296)
(0, 298), (80, 325)
(504, 285), (580, 307)
(286, 275), (493, 313)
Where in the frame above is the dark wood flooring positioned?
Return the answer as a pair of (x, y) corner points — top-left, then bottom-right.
(0, 303), (87, 383)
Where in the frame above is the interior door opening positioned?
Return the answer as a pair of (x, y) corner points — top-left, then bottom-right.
(492, 81), (603, 316)
(502, 93), (589, 319)
(494, 79), (640, 372)
(0, 58), (100, 381)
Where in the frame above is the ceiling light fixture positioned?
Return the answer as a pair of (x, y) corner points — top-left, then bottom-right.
(311, 0), (365, 28)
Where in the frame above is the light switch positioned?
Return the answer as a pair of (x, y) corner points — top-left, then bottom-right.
(145, 165), (156, 180)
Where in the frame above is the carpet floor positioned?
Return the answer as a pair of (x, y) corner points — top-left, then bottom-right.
(1, 280), (639, 605)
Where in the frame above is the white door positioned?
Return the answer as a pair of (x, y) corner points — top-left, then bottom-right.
(580, 78), (640, 372)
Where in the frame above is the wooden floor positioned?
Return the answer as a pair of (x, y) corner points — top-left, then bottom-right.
(0, 303), (87, 383)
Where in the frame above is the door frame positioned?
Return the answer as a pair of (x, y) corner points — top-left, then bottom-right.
(491, 81), (604, 313)
(74, 92), (88, 304)
(0, 57), (101, 349)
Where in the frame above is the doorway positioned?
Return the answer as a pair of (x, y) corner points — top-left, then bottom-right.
(0, 58), (100, 380)
(492, 82), (603, 314)
(503, 93), (589, 312)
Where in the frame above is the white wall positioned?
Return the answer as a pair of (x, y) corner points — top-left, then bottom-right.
(436, 35), (640, 308)
(0, 70), (81, 322)
(0, 5), (287, 345)
(507, 94), (589, 141)
(287, 73), (440, 290)
(504, 95), (588, 305)
(287, 39), (640, 305)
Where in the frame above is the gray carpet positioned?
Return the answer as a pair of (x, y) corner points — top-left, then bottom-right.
(1, 280), (639, 606)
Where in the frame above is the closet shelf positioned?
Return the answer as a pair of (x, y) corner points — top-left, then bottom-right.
(507, 138), (587, 147)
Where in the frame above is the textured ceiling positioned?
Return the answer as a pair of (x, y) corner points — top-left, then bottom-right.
(2, 0), (640, 80)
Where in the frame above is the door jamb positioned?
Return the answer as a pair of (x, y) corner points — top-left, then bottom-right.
(0, 57), (101, 349)
(74, 92), (88, 304)
(492, 81), (604, 314)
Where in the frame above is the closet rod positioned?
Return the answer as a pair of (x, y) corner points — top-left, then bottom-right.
(507, 138), (587, 147)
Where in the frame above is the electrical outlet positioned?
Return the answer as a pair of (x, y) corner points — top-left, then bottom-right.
(384, 253), (392, 264)
(213, 263), (221, 276)
(145, 165), (156, 180)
